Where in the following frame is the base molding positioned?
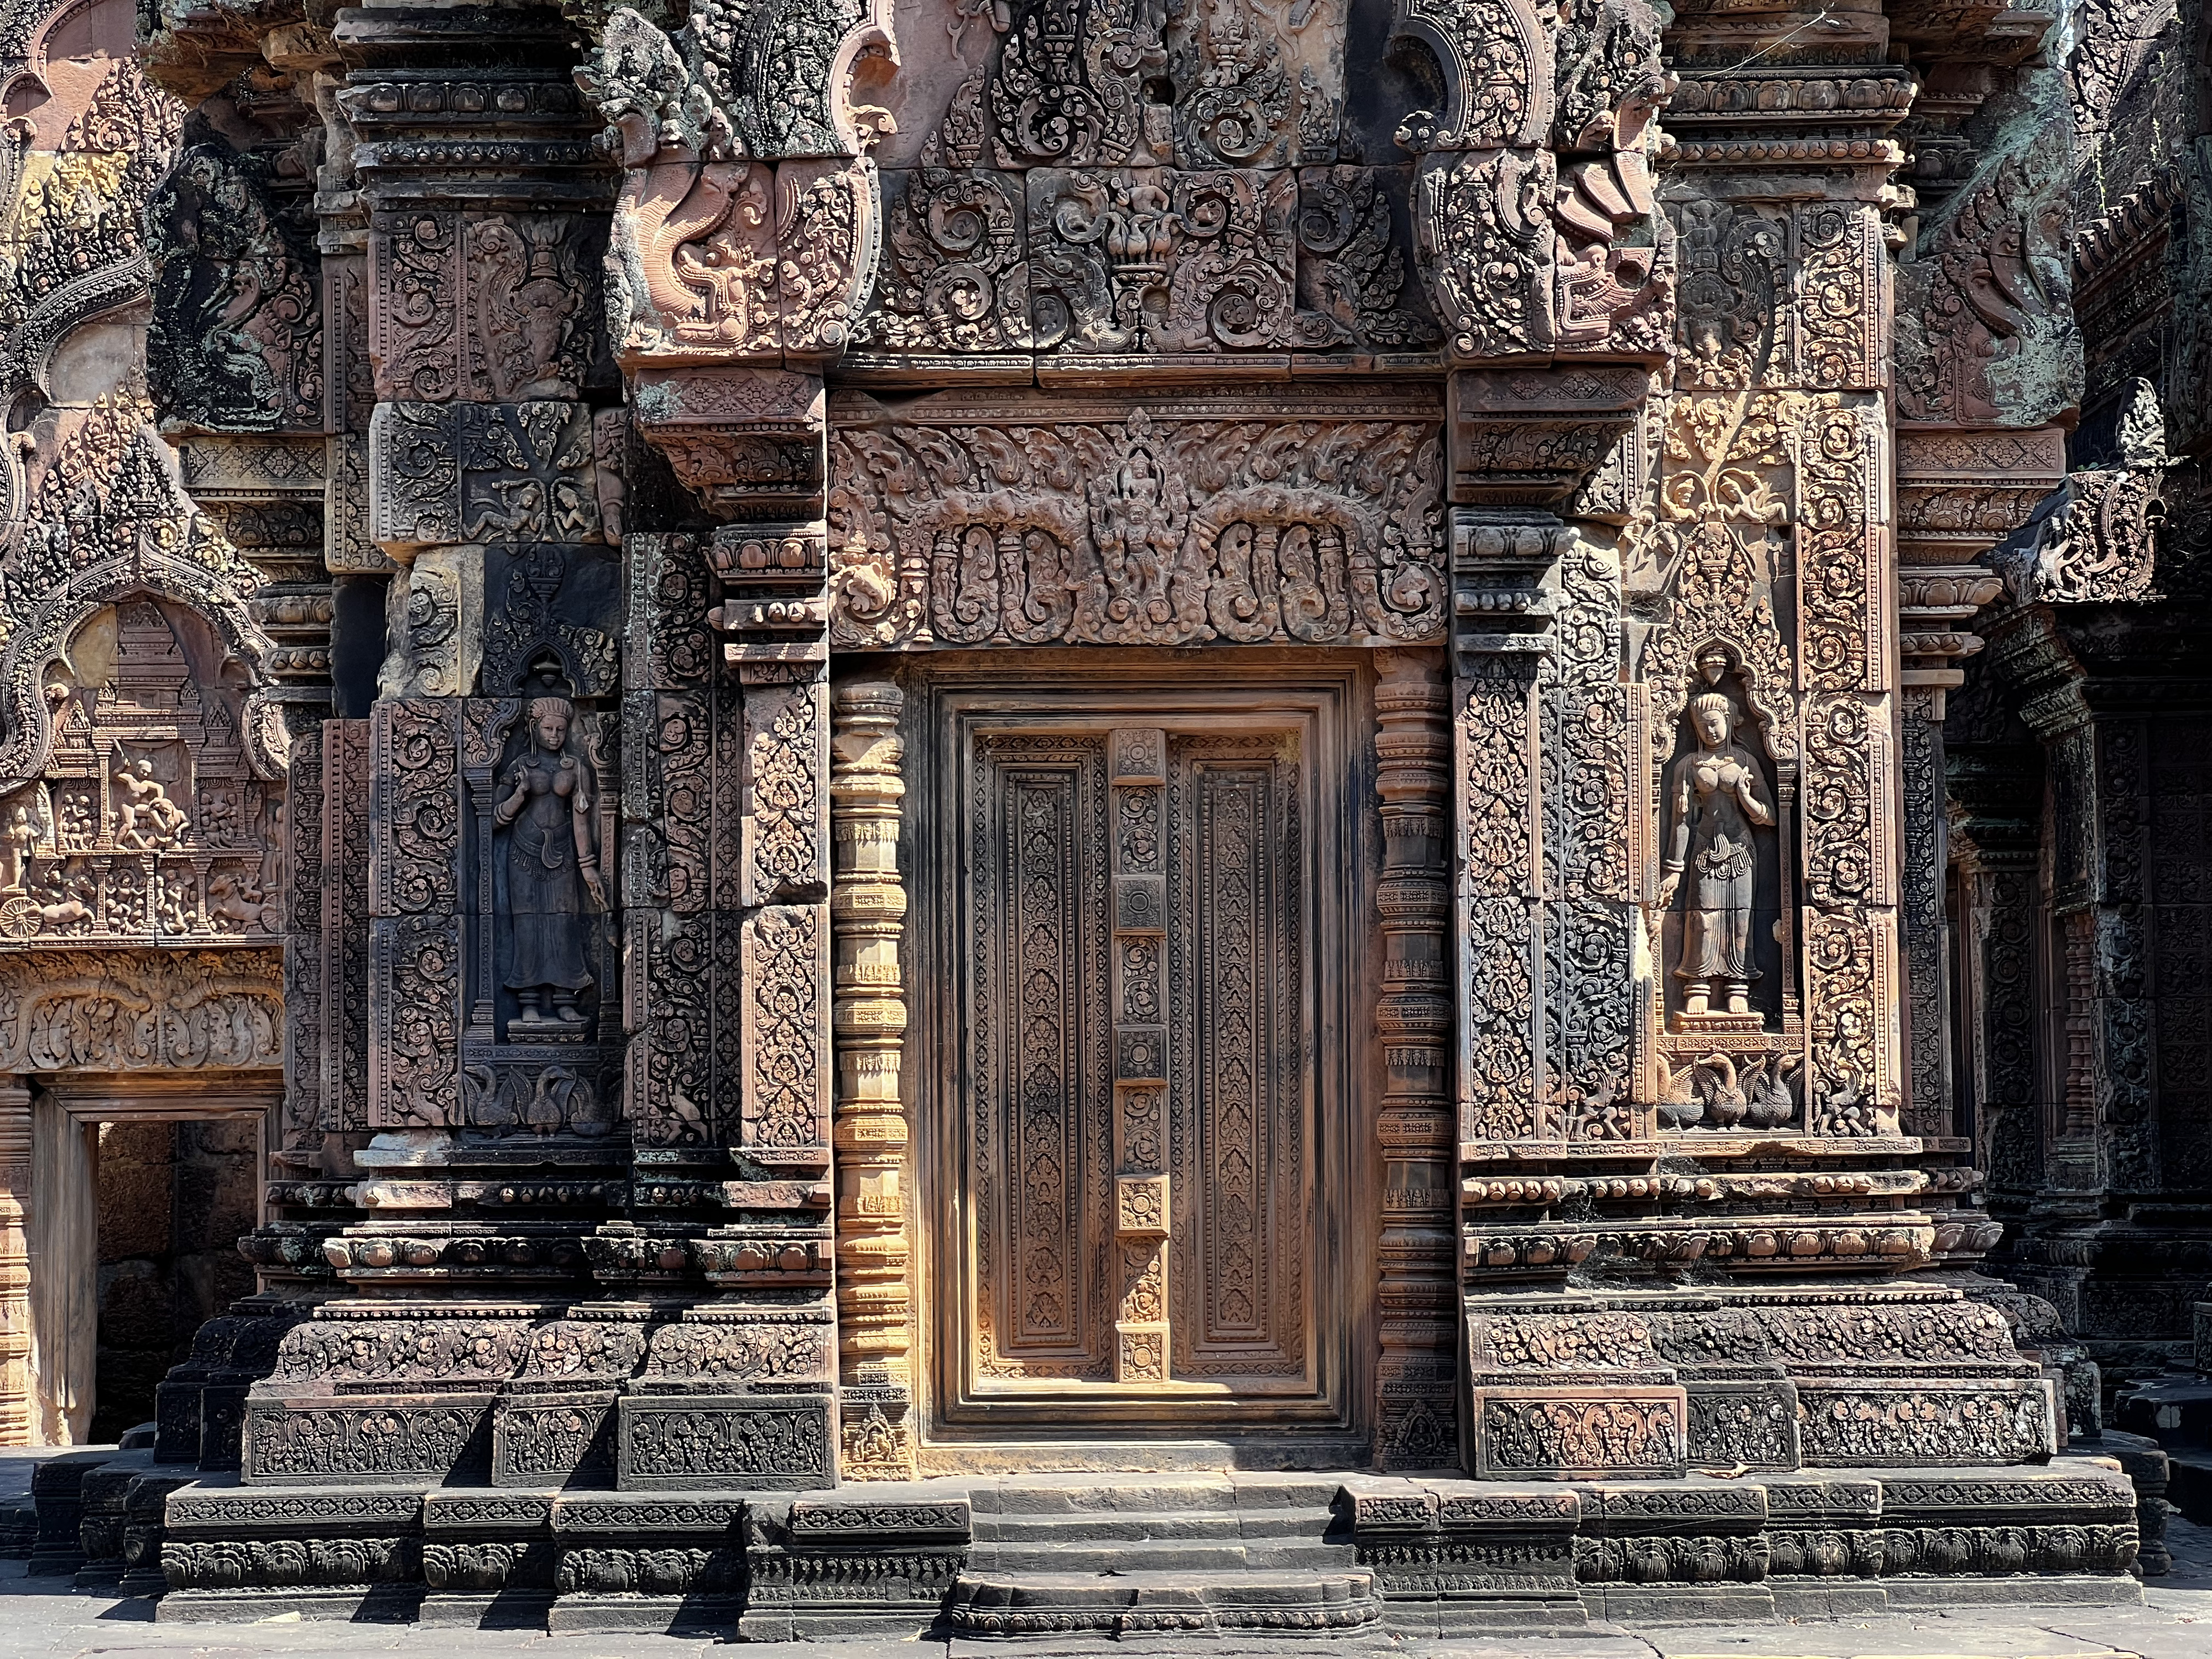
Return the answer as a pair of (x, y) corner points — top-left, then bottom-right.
(124, 1457), (2150, 1632)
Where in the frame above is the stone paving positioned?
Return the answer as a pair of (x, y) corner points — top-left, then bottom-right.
(0, 1512), (2202, 1659)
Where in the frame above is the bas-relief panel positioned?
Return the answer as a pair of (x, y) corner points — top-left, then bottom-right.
(0, 599), (279, 944)
(853, 0), (1439, 366)
(826, 385), (1448, 652)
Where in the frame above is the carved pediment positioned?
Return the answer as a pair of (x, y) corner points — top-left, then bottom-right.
(0, 596), (282, 944)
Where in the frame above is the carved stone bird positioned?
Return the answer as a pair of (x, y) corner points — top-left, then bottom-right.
(1698, 1052), (1749, 1128)
(1746, 1053), (1799, 1130)
(1658, 1059), (1704, 1130)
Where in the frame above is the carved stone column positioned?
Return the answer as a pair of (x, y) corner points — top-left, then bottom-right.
(1893, 426), (2065, 1273)
(828, 681), (914, 1479)
(0, 1078), (28, 1445)
(1371, 650), (1455, 1468)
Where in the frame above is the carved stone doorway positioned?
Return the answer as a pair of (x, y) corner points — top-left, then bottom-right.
(17, 1073), (273, 1446)
(908, 659), (1373, 1465)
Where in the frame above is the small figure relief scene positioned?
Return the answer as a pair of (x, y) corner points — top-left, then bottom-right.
(857, 0), (1441, 359)
(492, 692), (607, 1043)
(0, 599), (279, 942)
(1653, 655), (1806, 1133)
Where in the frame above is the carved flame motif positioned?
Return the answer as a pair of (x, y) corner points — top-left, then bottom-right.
(987, 0), (1156, 169)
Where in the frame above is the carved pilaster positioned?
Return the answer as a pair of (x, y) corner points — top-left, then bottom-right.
(278, 713), (325, 1156)
(1454, 646), (1546, 1144)
(1373, 650), (1455, 1469)
(1894, 406), (2069, 1152)
(0, 1079), (27, 1446)
(1948, 724), (2046, 1214)
(318, 719), (371, 1137)
(2095, 714), (2157, 1194)
(829, 681), (914, 1479)
(1898, 686), (1953, 1140)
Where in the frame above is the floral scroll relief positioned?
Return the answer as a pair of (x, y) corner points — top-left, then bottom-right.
(829, 403), (1446, 649)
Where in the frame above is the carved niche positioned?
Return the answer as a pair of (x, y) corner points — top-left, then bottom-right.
(368, 692), (621, 1139)
(1649, 655), (1803, 1130)
(1616, 179), (1895, 1140)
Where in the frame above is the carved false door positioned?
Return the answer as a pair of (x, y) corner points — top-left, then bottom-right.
(942, 702), (1347, 1433)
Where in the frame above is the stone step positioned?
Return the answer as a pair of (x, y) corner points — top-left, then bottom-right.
(969, 1541), (1358, 1574)
(947, 1567), (1379, 1637)
(978, 1475), (1342, 1517)
(975, 1505), (1342, 1544)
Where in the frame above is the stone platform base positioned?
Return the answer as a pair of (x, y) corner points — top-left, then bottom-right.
(134, 1459), (2144, 1633)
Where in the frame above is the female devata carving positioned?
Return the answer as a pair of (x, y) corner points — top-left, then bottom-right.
(1657, 691), (1775, 1018)
(495, 696), (604, 1035)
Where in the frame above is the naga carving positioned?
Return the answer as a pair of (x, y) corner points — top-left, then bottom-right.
(1896, 116), (2080, 429)
(581, 6), (886, 368)
(1392, 0), (1674, 361)
(1995, 378), (2169, 604)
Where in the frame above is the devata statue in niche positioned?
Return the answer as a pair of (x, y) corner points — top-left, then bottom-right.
(495, 695), (604, 1037)
(1659, 690), (1776, 1020)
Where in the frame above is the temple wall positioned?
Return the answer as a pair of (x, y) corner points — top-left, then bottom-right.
(0, 0), (2190, 1627)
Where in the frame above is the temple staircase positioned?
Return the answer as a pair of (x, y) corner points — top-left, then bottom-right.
(946, 1473), (1381, 1639)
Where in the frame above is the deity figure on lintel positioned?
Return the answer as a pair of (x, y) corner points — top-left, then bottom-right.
(1657, 688), (1775, 1019)
(495, 695), (604, 1036)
